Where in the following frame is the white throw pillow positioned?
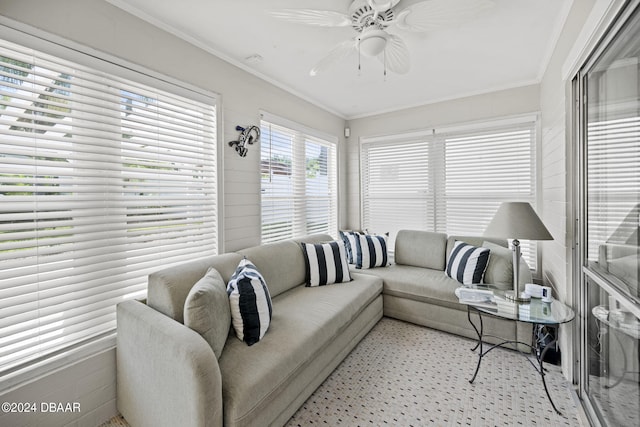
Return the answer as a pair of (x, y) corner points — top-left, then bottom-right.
(354, 234), (389, 269)
(227, 258), (272, 346)
(445, 240), (490, 284)
(339, 230), (360, 264)
(300, 240), (352, 286)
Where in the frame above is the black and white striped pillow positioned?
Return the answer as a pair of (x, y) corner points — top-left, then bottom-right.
(339, 230), (360, 264)
(227, 258), (273, 346)
(354, 234), (389, 269)
(301, 240), (352, 286)
(445, 241), (490, 284)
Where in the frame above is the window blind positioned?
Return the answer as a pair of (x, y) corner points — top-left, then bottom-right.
(587, 116), (640, 262)
(0, 39), (218, 374)
(361, 138), (435, 250)
(260, 118), (337, 243)
(361, 120), (537, 268)
(441, 124), (537, 268)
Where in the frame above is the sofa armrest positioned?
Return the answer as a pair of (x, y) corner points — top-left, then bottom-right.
(117, 300), (222, 427)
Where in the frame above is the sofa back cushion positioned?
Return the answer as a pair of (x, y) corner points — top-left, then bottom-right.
(147, 253), (243, 323)
(238, 234), (333, 298)
(446, 235), (507, 259)
(481, 241), (514, 288)
(395, 230), (448, 270)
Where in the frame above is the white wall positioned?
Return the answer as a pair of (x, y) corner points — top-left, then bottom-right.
(345, 84), (540, 229)
(539, 0), (596, 379)
(0, 1), (345, 426)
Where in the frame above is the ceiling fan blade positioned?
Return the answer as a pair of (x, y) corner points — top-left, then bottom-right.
(367, 0), (402, 13)
(394, 0), (494, 32)
(267, 9), (351, 27)
(310, 39), (358, 76)
(379, 34), (410, 74)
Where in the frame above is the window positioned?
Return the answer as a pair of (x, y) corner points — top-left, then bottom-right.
(0, 38), (218, 376)
(361, 118), (538, 267)
(260, 114), (338, 243)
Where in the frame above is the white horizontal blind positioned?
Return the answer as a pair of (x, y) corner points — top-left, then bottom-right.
(361, 119), (537, 268)
(0, 39), (217, 373)
(587, 116), (640, 262)
(441, 123), (537, 268)
(261, 119), (337, 243)
(361, 138), (434, 250)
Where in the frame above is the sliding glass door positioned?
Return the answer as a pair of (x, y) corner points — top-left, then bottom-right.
(577, 3), (640, 425)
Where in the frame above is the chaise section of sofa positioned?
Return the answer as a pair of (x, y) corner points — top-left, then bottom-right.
(354, 230), (532, 349)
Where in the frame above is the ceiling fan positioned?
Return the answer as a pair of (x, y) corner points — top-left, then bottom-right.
(269, 0), (494, 76)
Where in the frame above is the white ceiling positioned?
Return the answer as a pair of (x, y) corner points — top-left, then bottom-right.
(107, 0), (573, 119)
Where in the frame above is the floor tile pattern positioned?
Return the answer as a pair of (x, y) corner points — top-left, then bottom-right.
(103, 317), (584, 426)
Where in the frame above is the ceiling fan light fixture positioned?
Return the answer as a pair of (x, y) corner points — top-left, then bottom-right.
(358, 28), (388, 56)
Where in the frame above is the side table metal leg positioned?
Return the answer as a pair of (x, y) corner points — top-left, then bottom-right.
(468, 307), (483, 352)
(539, 338), (561, 415)
(469, 309), (484, 384)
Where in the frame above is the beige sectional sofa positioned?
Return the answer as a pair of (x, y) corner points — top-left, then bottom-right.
(116, 230), (530, 426)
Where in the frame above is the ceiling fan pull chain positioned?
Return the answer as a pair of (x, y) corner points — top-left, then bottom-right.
(383, 49), (387, 80)
(358, 42), (362, 76)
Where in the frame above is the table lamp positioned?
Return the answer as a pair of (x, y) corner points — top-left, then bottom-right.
(484, 202), (553, 302)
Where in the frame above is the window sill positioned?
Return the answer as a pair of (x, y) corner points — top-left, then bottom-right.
(0, 332), (116, 395)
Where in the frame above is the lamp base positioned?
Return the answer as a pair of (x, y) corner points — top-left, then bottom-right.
(504, 290), (531, 303)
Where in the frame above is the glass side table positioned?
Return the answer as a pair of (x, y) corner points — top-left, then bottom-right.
(461, 287), (575, 414)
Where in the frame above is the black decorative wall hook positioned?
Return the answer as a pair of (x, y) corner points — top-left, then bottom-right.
(229, 125), (260, 157)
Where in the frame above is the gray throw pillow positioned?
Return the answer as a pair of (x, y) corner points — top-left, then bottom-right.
(184, 267), (231, 359)
(482, 241), (513, 288)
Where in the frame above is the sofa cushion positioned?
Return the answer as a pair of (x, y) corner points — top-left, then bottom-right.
(445, 241), (490, 284)
(355, 234), (389, 269)
(183, 267), (231, 359)
(482, 241), (513, 287)
(395, 230), (448, 270)
(227, 259), (273, 346)
(238, 235), (333, 298)
(355, 264), (463, 310)
(300, 241), (352, 286)
(218, 274), (382, 425)
(446, 235), (507, 258)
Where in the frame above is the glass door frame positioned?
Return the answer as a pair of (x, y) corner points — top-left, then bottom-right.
(574, 1), (640, 425)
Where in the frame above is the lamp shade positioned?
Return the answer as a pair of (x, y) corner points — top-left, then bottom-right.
(484, 202), (553, 241)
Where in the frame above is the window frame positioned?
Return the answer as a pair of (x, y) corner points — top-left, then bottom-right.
(360, 114), (540, 271)
(260, 111), (339, 243)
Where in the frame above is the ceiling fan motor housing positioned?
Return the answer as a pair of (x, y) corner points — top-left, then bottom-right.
(349, 0), (395, 32)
